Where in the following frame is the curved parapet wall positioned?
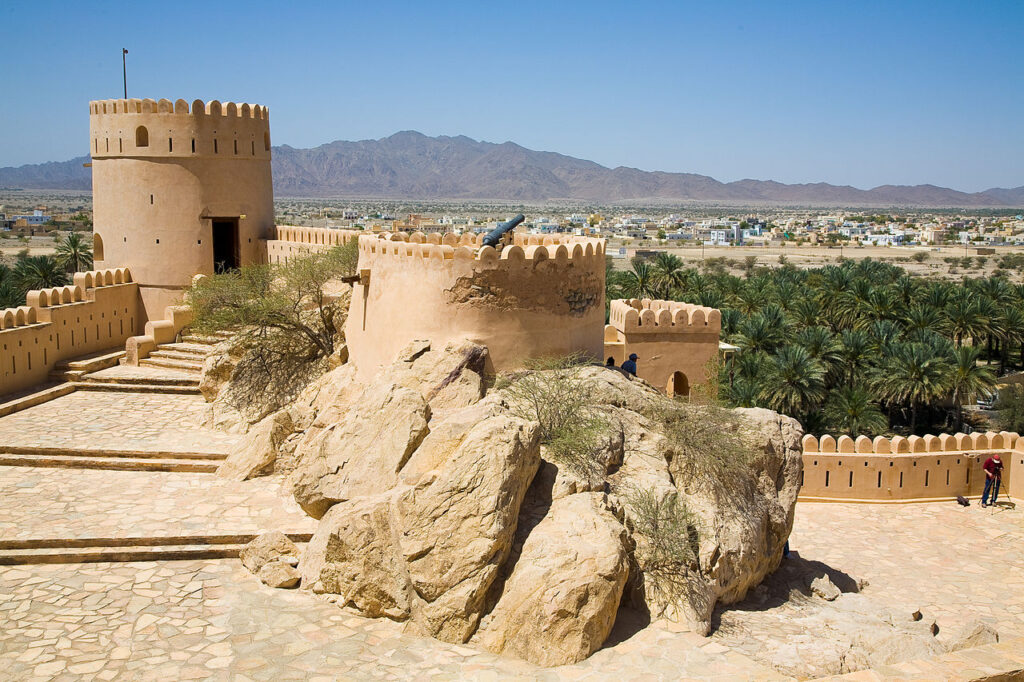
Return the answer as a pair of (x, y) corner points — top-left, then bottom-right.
(345, 232), (607, 376)
(89, 97), (274, 323)
(0, 269), (141, 397)
(608, 298), (722, 334)
(604, 298), (722, 396)
(800, 431), (1021, 502)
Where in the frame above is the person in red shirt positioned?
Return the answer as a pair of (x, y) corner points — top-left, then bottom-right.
(981, 453), (1004, 507)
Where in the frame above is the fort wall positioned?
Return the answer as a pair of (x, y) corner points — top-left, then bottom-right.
(0, 269), (141, 397)
(89, 98), (274, 322)
(263, 226), (362, 264)
(604, 298), (721, 396)
(800, 431), (1021, 502)
(345, 231), (606, 377)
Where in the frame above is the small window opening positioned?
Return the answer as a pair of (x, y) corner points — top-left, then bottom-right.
(924, 471), (929, 487)
(169, 137), (173, 152)
(191, 138), (196, 153)
(150, 194), (154, 205)
(251, 140), (255, 155)
(848, 471), (853, 487)
(214, 139), (218, 154)
(119, 138), (123, 153)
(825, 471), (830, 487)
(135, 125), (149, 147)
(233, 139), (238, 155)
(877, 471), (882, 487)
(264, 131), (270, 151)
(899, 472), (904, 488)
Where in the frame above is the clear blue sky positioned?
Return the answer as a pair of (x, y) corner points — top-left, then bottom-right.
(1, 0), (1021, 191)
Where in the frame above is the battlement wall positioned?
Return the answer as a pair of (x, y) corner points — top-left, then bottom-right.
(346, 233), (606, 377)
(800, 431), (1022, 502)
(89, 98), (270, 160)
(608, 298), (722, 334)
(604, 297), (721, 396)
(0, 269), (142, 397)
(264, 227), (362, 264)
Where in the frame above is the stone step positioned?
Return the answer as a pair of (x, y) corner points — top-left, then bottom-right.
(160, 342), (215, 355)
(77, 373), (200, 387)
(149, 348), (208, 362)
(180, 332), (233, 345)
(0, 534), (312, 565)
(73, 382), (201, 395)
(139, 357), (204, 372)
(2, 446), (226, 461)
(0, 452), (221, 473)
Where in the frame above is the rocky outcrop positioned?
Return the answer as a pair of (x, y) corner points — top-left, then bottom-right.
(475, 493), (630, 666)
(229, 341), (804, 666)
(240, 532), (303, 589)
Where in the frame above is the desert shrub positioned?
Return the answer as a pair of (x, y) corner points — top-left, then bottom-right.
(994, 384), (1024, 433)
(624, 487), (701, 603)
(187, 241), (357, 406)
(911, 252), (928, 263)
(504, 353), (608, 482)
(646, 399), (755, 492)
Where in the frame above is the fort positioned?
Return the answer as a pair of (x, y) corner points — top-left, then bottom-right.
(1, 96), (1023, 680)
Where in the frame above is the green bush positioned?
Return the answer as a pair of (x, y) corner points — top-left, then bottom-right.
(624, 486), (700, 605)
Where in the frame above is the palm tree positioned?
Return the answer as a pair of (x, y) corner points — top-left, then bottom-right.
(13, 255), (69, 291)
(824, 386), (888, 437)
(838, 329), (872, 386)
(872, 342), (951, 434)
(796, 326), (842, 374)
(0, 265), (20, 308)
(761, 345), (826, 419)
(945, 294), (987, 347)
(622, 260), (657, 299)
(54, 232), (93, 273)
(947, 345), (996, 430)
(652, 252), (685, 292)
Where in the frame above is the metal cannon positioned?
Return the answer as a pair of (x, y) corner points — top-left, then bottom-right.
(481, 213), (525, 248)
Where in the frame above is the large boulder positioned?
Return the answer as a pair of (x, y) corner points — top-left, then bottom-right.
(290, 381), (431, 519)
(396, 415), (541, 643)
(240, 531), (300, 574)
(476, 492), (630, 666)
(299, 414), (541, 643)
(216, 409), (294, 480)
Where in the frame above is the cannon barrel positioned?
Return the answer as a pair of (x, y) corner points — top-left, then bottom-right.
(481, 214), (525, 248)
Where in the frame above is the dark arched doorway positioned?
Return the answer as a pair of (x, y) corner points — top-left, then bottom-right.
(667, 371), (689, 398)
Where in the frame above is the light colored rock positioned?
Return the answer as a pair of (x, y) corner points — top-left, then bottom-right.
(290, 381), (430, 518)
(944, 620), (999, 652)
(240, 531), (300, 574)
(476, 493), (630, 666)
(258, 560), (301, 589)
(397, 415), (541, 643)
(809, 574), (841, 601)
(216, 409), (294, 480)
(300, 493), (413, 619)
(300, 414), (540, 642)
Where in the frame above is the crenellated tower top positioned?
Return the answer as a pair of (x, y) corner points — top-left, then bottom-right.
(89, 98), (270, 159)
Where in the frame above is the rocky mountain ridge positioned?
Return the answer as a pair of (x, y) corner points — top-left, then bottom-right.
(2, 132), (1021, 207)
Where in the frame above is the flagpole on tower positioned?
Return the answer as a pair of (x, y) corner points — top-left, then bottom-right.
(122, 48), (128, 99)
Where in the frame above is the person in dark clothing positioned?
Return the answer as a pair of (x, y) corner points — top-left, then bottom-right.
(981, 453), (1004, 507)
(621, 353), (638, 376)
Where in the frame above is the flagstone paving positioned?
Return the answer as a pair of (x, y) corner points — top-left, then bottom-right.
(789, 501), (1024, 640)
(0, 390), (236, 454)
(0, 467), (315, 543)
(0, 560), (787, 681)
(0, 498), (1021, 679)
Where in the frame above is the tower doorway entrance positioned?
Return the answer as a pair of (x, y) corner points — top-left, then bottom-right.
(212, 218), (240, 273)
(667, 371), (689, 398)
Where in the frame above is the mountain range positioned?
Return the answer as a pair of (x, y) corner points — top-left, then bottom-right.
(2, 131), (1022, 207)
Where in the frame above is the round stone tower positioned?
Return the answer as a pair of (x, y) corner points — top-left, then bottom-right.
(89, 97), (274, 323)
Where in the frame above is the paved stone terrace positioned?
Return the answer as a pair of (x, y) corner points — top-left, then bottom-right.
(83, 365), (199, 383)
(0, 560), (785, 681)
(0, 390), (236, 454)
(0, 467), (315, 544)
(790, 501), (1024, 640)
